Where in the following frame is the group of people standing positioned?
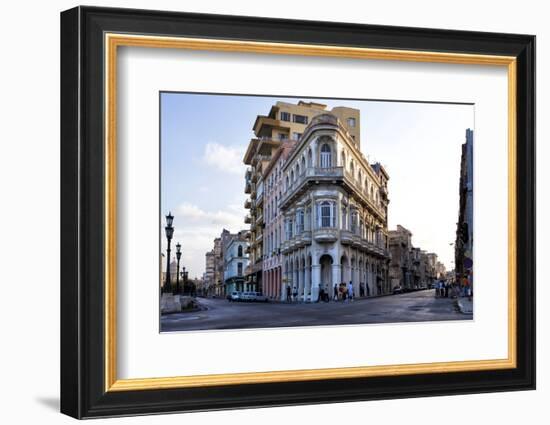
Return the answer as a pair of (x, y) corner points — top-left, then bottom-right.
(318, 282), (355, 303)
(434, 280), (473, 299)
(286, 282), (357, 303)
(434, 280), (451, 298)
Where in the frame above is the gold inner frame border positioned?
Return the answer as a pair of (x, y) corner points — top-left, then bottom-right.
(104, 33), (517, 392)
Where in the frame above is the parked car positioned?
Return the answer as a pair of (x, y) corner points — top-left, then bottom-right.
(240, 291), (255, 302)
(392, 285), (403, 294)
(228, 291), (242, 302)
(251, 292), (269, 302)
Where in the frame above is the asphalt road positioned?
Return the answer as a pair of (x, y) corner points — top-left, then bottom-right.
(160, 289), (472, 332)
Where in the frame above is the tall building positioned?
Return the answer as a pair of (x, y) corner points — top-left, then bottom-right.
(388, 225), (413, 289)
(261, 142), (295, 299)
(223, 230), (250, 294)
(278, 112), (391, 301)
(455, 128), (474, 291)
(204, 250), (215, 296)
(243, 101), (360, 294)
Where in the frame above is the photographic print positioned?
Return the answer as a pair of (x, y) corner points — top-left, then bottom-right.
(159, 93), (474, 332)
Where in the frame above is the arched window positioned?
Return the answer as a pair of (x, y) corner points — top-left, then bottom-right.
(320, 143), (332, 168)
(350, 209), (358, 234)
(296, 209), (304, 234)
(341, 151), (346, 168)
(318, 201), (335, 228)
(286, 175), (289, 190)
(290, 170), (295, 182)
(350, 160), (355, 176)
(307, 148), (313, 167)
(358, 169), (362, 185)
(301, 156), (306, 172)
(286, 218), (294, 240)
(238, 245), (243, 257)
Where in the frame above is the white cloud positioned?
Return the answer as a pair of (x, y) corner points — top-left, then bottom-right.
(177, 202), (244, 228)
(201, 142), (247, 175)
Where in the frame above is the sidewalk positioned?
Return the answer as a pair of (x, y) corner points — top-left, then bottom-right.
(456, 297), (473, 314)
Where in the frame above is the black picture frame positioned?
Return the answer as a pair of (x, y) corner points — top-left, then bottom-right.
(61, 5), (535, 419)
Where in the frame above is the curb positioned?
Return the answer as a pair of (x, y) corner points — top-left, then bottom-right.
(456, 299), (473, 314)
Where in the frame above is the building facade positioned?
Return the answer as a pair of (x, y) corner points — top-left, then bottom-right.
(243, 101), (363, 294)
(223, 231), (251, 294)
(455, 128), (474, 291)
(261, 143), (295, 299)
(203, 250), (215, 296)
(278, 112), (391, 302)
(388, 225), (413, 289)
(389, 225), (444, 289)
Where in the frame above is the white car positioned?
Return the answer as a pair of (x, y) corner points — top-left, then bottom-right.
(228, 291), (241, 302)
(251, 292), (269, 302)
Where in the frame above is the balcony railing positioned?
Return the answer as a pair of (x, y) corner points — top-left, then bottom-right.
(244, 215), (251, 224)
(313, 227), (338, 243)
(244, 199), (252, 209)
(279, 165), (385, 219)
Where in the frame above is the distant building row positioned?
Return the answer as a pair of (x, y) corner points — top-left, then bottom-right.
(202, 229), (251, 297)
(388, 225), (446, 290)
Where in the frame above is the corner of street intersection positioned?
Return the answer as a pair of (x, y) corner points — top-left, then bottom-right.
(160, 289), (472, 332)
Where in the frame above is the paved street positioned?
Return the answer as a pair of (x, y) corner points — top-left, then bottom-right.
(160, 289), (472, 332)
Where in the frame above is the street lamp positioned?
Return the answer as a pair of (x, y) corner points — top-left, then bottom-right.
(164, 212), (174, 294)
(175, 242), (182, 295)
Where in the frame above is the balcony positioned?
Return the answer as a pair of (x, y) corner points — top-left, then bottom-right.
(244, 199), (252, 209)
(313, 227), (338, 243)
(256, 211), (264, 225)
(244, 215), (251, 224)
(244, 181), (251, 194)
(296, 231), (312, 247)
(281, 240), (291, 253)
(280, 166), (344, 208)
(279, 166), (386, 220)
(340, 230), (354, 245)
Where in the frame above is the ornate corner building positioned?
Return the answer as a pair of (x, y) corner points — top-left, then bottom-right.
(243, 101), (391, 302)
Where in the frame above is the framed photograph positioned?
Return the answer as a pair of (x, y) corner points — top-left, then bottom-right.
(60, 6), (535, 419)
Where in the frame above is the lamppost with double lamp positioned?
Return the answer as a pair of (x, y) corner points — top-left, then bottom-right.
(164, 212), (174, 294)
(175, 242), (182, 295)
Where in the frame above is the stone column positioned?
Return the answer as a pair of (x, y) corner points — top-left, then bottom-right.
(298, 259), (304, 301)
(280, 266), (286, 302)
(353, 266), (360, 297)
(311, 262), (321, 302)
(304, 262), (311, 301)
(331, 264), (341, 299)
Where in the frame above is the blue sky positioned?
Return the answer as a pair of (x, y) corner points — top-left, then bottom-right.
(161, 92), (473, 278)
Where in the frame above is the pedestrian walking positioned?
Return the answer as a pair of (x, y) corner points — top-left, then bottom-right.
(333, 285), (338, 301)
(292, 287), (298, 302)
(286, 284), (291, 303)
(348, 281), (354, 302)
